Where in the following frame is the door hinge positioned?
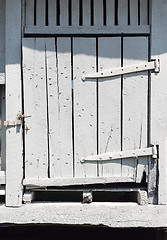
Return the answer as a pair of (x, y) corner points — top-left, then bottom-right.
(82, 59), (160, 81)
(81, 145), (157, 163)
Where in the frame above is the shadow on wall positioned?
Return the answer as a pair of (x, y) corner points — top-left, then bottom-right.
(0, 225), (162, 240)
(23, 36), (148, 61)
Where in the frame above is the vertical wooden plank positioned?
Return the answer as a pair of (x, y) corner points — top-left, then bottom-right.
(0, 2), (5, 171)
(1, 86), (6, 171)
(45, 38), (58, 178)
(94, 0), (103, 26)
(72, 0), (79, 26)
(22, 0), (26, 37)
(151, 0), (167, 204)
(25, 0), (34, 26)
(36, 0), (46, 26)
(122, 37), (148, 180)
(106, 0), (114, 26)
(98, 37), (121, 178)
(0, 88), (1, 169)
(23, 38), (48, 178)
(56, 37), (73, 178)
(130, 0), (138, 25)
(73, 37), (97, 178)
(140, 0), (148, 25)
(60, 0), (69, 26)
(47, 37), (73, 178)
(83, 0), (91, 26)
(118, 0), (128, 25)
(48, 0), (57, 26)
(5, 0), (23, 206)
(0, 0), (5, 74)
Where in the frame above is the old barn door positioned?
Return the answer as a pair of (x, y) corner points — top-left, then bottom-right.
(22, 36), (149, 185)
(22, 0), (152, 187)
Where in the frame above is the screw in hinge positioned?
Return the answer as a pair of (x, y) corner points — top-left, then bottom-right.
(81, 75), (86, 81)
(80, 158), (85, 163)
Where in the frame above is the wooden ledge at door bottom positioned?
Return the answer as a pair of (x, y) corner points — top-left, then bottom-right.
(23, 176), (136, 187)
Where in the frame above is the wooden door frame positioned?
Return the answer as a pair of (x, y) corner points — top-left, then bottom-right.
(4, 0), (167, 207)
(151, 0), (167, 204)
(5, 0), (23, 207)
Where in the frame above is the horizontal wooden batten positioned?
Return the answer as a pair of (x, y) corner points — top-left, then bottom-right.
(23, 177), (136, 187)
(24, 25), (150, 36)
(27, 187), (145, 192)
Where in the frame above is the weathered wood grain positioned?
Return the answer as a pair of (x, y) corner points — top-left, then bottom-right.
(23, 176), (135, 187)
(106, 0), (114, 26)
(1, 86), (6, 171)
(122, 37), (148, 180)
(45, 38), (58, 178)
(151, 0), (167, 204)
(24, 25), (150, 35)
(98, 37), (121, 177)
(0, 0), (5, 74)
(130, 0), (138, 25)
(23, 38), (48, 178)
(5, 0), (23, 206)
(118, 0), (128, 25)
(0, 0), (5, 171)
(25, 0), (34, 26)
(73, 37), (97, 178)
(94, 0), (103, 26)
(140, 0), (148, 25)
(72, 0), (79, 26)
(48, 0), (57, 26)
(60, 0), (69, 26)
(48, 37), (73, 178)
(83, 0), (91, 26)
(36, 0), (46, 26)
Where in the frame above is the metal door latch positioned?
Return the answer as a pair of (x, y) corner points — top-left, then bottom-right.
(82, 59), (160, 81)
(81, 145), (157, 163)
(17, 113), (32, 119)
(4, 113), (31, 129)
(4, 120), (22, 127)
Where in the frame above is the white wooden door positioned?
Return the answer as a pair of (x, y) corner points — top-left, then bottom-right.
(22, 35), (149, 186)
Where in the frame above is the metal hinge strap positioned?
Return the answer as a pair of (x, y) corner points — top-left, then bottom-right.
(82, 59), (160, 81)
(81, 146), (157, 163)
